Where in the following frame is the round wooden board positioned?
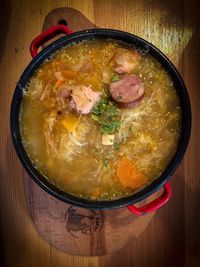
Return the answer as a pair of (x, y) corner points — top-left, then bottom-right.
(24, 172), (159, 256)
(23, 7), (159, 256)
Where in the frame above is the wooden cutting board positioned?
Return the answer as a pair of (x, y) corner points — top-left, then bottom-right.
(23, 7), (160, 256)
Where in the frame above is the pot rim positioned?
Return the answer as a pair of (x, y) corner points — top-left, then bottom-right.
(10, 28), (191, 210)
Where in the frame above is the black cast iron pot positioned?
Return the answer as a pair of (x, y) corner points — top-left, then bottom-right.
(10, 25), (191, 215)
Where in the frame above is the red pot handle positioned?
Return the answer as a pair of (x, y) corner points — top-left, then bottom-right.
(127, 182), (172, 216)
(30, 25), (73, 58)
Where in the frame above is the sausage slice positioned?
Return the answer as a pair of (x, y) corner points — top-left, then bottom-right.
(112, 49), (141, 74)
(109, 74), (144, 107)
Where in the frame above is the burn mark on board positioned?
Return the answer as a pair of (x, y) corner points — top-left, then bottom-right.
(65, 206), (103, 238)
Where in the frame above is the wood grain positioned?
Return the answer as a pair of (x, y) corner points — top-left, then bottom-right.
(0, 0), (199, 266)
(24, 171), (158, 256)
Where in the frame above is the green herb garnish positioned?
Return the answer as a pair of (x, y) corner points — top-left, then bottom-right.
(91, 98), (121, 134)
(114, 143), (120, 150)
(128, 126), (132, 132)
(103, 158), (109, 167)
(111, 74), (120, 82)
(94, 147), (100, 153)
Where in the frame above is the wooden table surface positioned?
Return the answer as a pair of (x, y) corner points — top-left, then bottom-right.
(0, 0), (199, 266)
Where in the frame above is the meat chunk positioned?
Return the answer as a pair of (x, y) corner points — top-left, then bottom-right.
(109, 74), (144, 108)
(56, 85), (71, 109)
(112, 48), (141, 74)
(69, 98), (77, 111)
(70, 85), (101, 114)
(58, 85), (71, 98)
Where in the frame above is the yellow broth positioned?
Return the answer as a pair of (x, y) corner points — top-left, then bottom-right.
(20, 39), (181, 200)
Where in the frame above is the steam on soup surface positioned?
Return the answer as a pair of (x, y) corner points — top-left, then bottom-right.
(20, 39), (181, 200)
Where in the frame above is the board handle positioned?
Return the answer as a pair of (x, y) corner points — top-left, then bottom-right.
(127, 182), (172, 216)
(30, 25), (73, 58)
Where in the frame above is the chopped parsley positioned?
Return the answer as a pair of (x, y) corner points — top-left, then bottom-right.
(103, 158), (109, 167)
(111, 74), (120, 82)
(114, 143), (120, 150)
(94, 147), (100, 153)
(91, 98), (121, 134)
(128, 126), (133, 133)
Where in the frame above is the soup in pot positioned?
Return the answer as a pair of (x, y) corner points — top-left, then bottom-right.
(20, 39), (181, 200)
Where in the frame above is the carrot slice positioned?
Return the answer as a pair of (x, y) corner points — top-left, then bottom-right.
(62, 70), (78, 79)
(54, 79), (64, 89)
(91, 187), (100, 199)
(116, 156), (147, 189)
(61, 114), (81, 132)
